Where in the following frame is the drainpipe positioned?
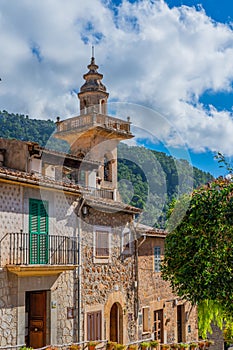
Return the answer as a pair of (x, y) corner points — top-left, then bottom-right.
(77, 198), (86, 343)
(136, 233), (147, 314)
(137, 234), (147, 248)
(133, 226), (147, 340)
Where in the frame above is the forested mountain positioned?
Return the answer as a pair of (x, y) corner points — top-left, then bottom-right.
(0, 110), (213, 227)
(0, 110), (67, 151)
(118, 143), (213, 227)
(0, 110), (55, 145)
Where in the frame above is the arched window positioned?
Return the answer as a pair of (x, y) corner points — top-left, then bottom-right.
(100, 99), (106, 114)
(83, 99), (87, 114)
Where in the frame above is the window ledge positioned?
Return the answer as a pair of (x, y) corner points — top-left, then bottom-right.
(93, 257), (111, 264)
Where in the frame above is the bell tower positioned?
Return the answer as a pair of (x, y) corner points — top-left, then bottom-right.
(78, 47), (109, 115)
(54, 51), (133, 200)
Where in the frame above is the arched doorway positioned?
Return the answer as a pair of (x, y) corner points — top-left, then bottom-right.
(110, 302), (123, 343)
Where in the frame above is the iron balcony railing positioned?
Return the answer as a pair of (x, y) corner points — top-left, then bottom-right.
(0, 231), (78, 266)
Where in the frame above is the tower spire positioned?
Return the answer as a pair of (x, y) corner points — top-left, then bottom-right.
(91, 45), (95, 64)
(78, 51), (109, 114)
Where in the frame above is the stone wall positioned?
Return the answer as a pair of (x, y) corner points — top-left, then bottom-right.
(207, 324), (225, 350)
(54, 270), (79, 345)
(138, 236), (198, 343)
(81, 209), (136, 343)
(0, 270), (17, 346)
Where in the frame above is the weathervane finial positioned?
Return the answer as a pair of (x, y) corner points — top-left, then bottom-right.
(92, 45), (95, 58)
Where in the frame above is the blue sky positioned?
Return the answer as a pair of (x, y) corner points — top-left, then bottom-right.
(110, 0), (233, 177)
(166, 0), (233, 23)
(156, 0), (233, 177)
(0, 0), (233, 178)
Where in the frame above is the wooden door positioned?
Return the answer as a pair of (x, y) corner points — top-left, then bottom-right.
(154, 309), (164, 343)
(110, 303), (118, 342)
(177, 305), (184, 343)
(27, 291), (46, 348)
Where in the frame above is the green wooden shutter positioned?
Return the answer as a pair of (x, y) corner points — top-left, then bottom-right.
(29, 199), (49, 264)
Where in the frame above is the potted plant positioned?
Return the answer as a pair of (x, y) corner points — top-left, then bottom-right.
(128, 345), (138, 350)
(68, 345), (81, 350)
(205, 340), (214, 348)
(88, 342), (100, 350)
(189, 343), (198, 350)
(150, 341), (159, 349)
(160, 345), (170, 350)
(179, 344), (189, 350)
(140, 342), (150, 350)
(198, 341), (205, 349)
(114, 344), (127, 350)
(107, 342), (117, 350)
(170, 344), (180, 349)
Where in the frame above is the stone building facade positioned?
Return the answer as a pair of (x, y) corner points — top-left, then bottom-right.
(0, 54), (199, 348)
(136, 228), (198, 344)
(0, 55), (139, 348)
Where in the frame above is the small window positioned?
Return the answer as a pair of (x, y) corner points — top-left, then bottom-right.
(154, 246), (161, 272)
(121, 227), (131, 254)
(142, 307), (150, 333)
(79, 170), (86, 186)
(96, 231), (109, 257)
(104, 156), (112, 182)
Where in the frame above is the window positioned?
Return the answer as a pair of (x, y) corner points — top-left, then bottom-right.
(142, 307), (150, 333)
(154, 246), (161, 272)
(104, 156), (112, 182)
(79, 169), (86, 186)
(87, 311), (102, 341)
(29, 199), (48, 264)
(121, 227), (131, 254)
(96, 230), (109, 257)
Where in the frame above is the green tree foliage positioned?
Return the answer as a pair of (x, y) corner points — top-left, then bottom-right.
(162, 178), (233, 337)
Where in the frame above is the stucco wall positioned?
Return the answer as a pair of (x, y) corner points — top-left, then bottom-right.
(0, 181), (80, 346)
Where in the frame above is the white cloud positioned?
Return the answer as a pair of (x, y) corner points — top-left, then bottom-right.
(1, 0), (233, 155)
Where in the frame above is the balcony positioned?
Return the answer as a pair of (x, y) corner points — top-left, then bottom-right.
(0, 231), (78, 276)
(85, 186), (115, 200)
(55, 113), (132, 137)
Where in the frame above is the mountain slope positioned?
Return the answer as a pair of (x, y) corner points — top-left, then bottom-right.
(118, 143), (213, 227)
